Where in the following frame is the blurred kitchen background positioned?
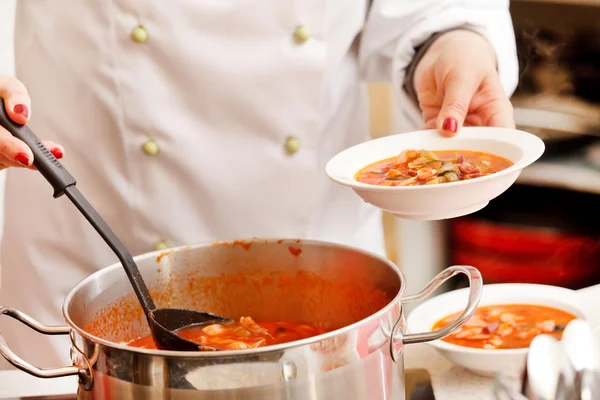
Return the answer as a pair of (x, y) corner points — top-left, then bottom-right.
(383, 0), (600, 298)
(0, 0), (598, 298)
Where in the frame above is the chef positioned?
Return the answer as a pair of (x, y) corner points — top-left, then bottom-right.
(0, 1), (516, 369)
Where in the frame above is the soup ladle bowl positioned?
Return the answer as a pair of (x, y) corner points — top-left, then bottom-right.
(0, 98), (233, 352)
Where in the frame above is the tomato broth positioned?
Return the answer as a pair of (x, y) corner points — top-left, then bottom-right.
(433, 304), (577, 350)
(356, 149), (513, 187)
(126, 316), (329, 351)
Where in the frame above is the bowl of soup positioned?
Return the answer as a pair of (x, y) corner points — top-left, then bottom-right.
(405, 283), (589, 377)
(325, 127), (545, 220)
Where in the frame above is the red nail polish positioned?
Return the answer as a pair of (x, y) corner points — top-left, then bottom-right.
(50, 148), (63, 159)
(13, 104), (29, 118)
(15, 152), (30, 166)
(442, 118), (458, 133)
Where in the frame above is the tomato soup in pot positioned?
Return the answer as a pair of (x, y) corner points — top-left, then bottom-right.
(0, 239), (482, 400)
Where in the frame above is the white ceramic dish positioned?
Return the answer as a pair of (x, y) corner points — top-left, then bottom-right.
(405, 283), (589, 377)
(325, 127), (545, 220)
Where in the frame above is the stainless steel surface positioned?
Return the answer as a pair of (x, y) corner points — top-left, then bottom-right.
(525, 335), (565, 400)
(579, 370), (600, 400)
(495, 319), (600, 400)
(514, 107), (600, 139)
(563, 320), (598, 372)
(0, 307), (87, 381)
(397, 265), (481, 346)
(0, 239), (482, 399)
(562, 320), (600, 400)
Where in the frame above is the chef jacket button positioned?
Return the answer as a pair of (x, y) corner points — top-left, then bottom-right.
(154, 240), (169, 251)
(284, 137), (300, 155)
(293, 25), (311, 43)
(131, 25), (149, 43)
(142, 139), (160, 156)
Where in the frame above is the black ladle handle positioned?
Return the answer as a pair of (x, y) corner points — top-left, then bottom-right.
(0, 98), (75, 199)
(0, 97), (157, 314)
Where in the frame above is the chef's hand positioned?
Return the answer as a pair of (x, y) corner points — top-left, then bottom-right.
(414, 30), (515, 137)
(0, 75), (64, 170)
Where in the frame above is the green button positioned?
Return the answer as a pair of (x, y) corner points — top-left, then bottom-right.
(142, 139), (160, 156)
(131, 26), (149, 43)
(154, 240), (168, 251)
(284, 137), (300, 155)
(293, 25), (311, 43)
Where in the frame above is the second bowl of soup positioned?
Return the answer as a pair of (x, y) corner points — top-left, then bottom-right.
(405, 283), (589, 377)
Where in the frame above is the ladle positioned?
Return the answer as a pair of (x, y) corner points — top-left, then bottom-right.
(561, 320), (600, 400)
(524, 334), (565, 400)
(0, 98), (233, 351)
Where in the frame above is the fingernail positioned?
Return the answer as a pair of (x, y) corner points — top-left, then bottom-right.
(442, 118), (458, 133)
(50, 148), (63, 159)
(13, 104), (29, 118)
(15, 152), (30, 166)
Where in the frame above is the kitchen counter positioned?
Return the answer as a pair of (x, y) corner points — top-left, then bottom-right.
(0, 284), (598, 399)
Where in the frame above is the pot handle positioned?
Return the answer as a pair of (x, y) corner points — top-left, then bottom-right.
(0, 306), (89, 381)
(394, 265), (482, 346)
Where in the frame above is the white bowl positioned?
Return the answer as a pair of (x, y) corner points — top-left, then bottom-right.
(325, 127), (545, 220)
(405, 283), (589, 377)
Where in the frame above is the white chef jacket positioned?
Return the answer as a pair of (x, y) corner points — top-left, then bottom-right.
(0, 0), (517, 370)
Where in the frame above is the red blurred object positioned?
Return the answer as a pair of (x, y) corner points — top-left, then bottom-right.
(449, 218), (600, 289)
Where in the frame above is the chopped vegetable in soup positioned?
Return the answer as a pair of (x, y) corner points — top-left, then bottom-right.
(126, 316), (328, 351)
(433, 304), (577, 350)
(355, 149), (513, 186)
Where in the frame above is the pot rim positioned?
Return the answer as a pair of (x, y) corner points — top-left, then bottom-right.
(61, 238), (407, 358)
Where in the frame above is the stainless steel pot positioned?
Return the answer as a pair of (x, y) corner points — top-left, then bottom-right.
(0, 239), (482, 399)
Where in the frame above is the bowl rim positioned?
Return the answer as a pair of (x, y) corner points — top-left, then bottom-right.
(325, 127), (545, 192)
(405, 283), (587, 356)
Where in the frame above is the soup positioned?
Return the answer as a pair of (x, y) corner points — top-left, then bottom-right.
(126, 316), (329, 350)
(433, 304), (577, 350)
(355, 149), (513, 187)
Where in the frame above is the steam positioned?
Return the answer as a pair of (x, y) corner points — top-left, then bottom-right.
(515, 23), (574, 96)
